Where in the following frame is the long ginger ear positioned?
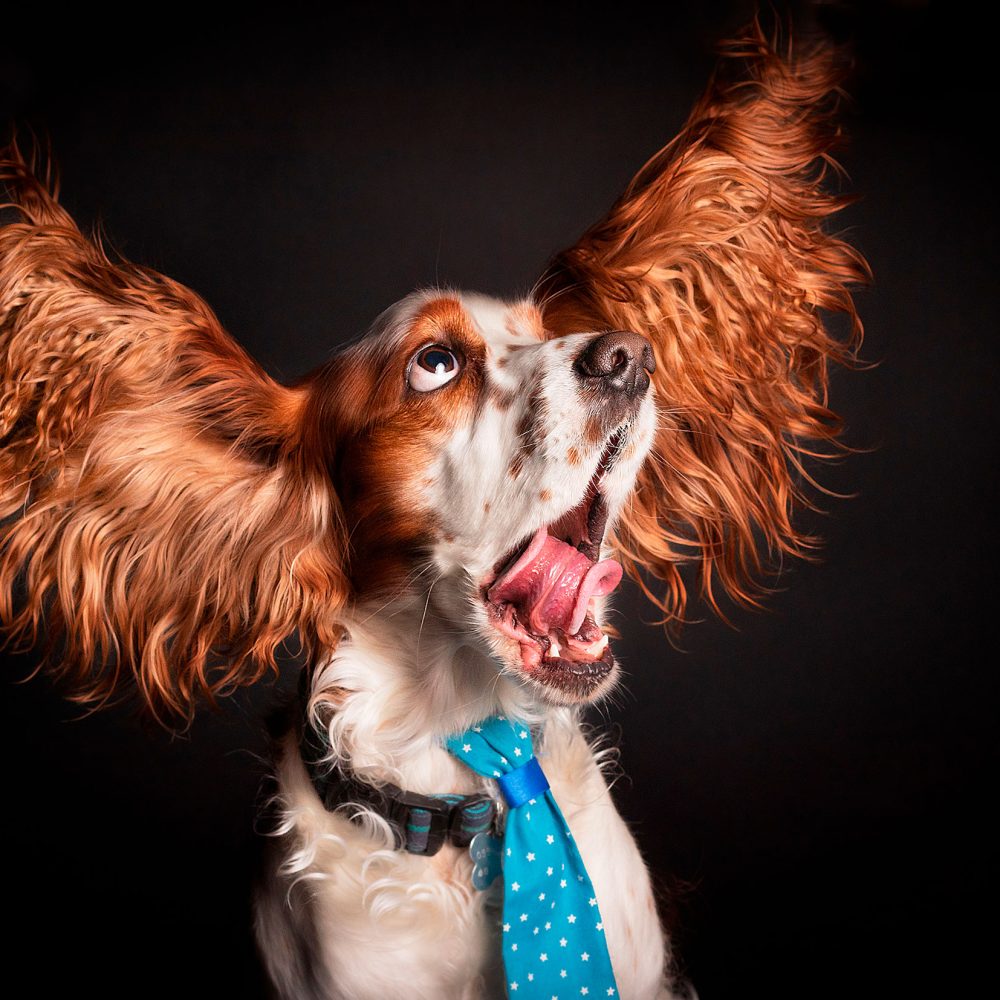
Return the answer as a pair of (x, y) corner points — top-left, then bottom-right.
(0, 142), (349, 721)
(536, 21), (870, 623)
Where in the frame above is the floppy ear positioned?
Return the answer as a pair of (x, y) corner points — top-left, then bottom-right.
(536, 22), (870, 622)
(0, 143), (349, 720)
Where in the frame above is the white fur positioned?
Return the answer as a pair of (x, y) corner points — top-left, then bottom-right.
(254, 294), (684, 999)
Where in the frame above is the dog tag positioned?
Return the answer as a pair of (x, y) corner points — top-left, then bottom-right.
(469, 831), (502, 891)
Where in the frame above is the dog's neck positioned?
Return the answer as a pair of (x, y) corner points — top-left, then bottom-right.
(308, 588), (556, 795)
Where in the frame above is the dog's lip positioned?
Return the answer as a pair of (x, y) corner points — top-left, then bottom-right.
(533, 645), (615, 691)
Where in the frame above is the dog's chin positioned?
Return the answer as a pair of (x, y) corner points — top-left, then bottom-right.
(493, 635), (620, 705)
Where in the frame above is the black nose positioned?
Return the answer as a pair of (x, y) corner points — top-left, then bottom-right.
(573, 331), (655, 399)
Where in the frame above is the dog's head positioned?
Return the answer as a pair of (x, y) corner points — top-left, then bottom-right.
(307, 290), (656, 703)
(0, 24), (868, 720)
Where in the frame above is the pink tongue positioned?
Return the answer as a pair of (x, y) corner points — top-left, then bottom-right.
(488, 527), (622, 637)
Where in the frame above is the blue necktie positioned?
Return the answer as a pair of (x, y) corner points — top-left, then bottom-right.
(445, 715), (619, 998)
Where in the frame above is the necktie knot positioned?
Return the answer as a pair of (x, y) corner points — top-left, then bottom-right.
(497, 755), (549, 809)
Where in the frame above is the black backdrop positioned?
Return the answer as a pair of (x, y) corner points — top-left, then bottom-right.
(2, 3), (983, 998)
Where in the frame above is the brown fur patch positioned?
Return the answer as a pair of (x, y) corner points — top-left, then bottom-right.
(508, 452), (524, 480)
(484, 376), (517, 412)
(305, 294), (488, 600)
(515, 380), (547, 460)
(584, 416), (606, 444)
(567, 446), (581, 466)
(539, 489), (551, 502)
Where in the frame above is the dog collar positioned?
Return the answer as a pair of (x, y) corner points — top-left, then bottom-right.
(299, 719), (501, 856)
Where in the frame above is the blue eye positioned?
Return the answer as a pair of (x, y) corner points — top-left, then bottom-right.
(408, 344), (462, 392)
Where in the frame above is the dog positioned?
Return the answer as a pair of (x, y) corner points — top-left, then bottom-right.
(0, 22), (867, 999)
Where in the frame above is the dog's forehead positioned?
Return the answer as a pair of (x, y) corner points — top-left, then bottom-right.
(360, 290), (545, 356)
(459, 293), (547, 350)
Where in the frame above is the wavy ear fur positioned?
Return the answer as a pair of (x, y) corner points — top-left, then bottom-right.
(0, 143), (349, 720)
(536, 22), (870, 622)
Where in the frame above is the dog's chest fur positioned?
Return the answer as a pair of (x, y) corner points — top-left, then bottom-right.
(259, 714), (669, 999)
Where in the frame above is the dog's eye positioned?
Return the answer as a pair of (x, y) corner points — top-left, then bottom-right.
(408, 344), (462, 392)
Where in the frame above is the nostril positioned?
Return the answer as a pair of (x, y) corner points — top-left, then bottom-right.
(641, 344), (655, 376)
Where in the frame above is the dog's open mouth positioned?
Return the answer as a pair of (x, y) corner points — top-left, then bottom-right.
(482, 434), (626, 696)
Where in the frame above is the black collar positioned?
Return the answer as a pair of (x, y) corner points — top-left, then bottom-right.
(299, 711), (501, 857)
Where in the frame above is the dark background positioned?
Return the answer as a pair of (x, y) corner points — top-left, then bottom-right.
(2, 2), (983, 997)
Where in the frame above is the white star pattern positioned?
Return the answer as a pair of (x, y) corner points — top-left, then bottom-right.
(450, 721), (618, 998)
